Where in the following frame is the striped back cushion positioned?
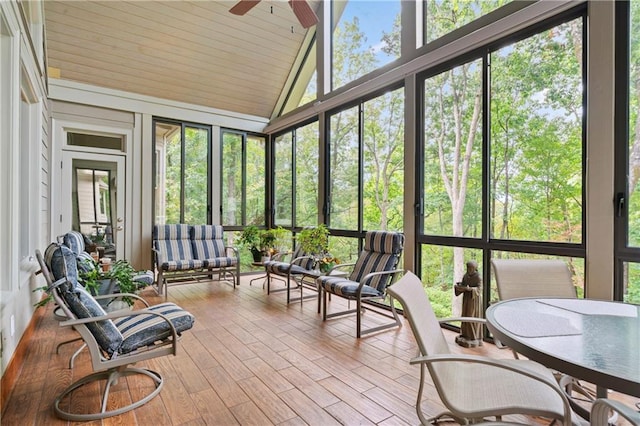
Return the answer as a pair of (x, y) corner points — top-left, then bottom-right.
(153, 224), (194, 262)
(49, 244), (123, 355)
(190, 225), (226, 259)
(63, 231), (86, 256)
(350, 231), (404, 291)
(291, 244), (314, 270)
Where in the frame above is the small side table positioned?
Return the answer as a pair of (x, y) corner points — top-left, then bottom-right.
(249, 261), (286, 292)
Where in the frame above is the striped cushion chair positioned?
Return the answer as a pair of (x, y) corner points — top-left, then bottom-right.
(153, 224), (203, 295)
(41, 244), (194, 421)
(190, 225), (240, 288)
(317, 231), (405, 338)
(264, 243), (317, 302)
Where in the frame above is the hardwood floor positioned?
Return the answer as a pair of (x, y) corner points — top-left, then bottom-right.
(2, 274), (637, 425)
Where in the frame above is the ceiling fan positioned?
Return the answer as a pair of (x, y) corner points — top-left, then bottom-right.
(229, 0), (319, 29)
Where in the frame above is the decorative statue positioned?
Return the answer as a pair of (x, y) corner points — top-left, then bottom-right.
(454, 260), (483, 348)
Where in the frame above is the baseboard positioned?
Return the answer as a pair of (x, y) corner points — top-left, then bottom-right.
(0, 305), (46, 414)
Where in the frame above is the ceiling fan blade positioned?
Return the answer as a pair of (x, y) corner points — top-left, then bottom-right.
(229, 0), (261, 16)
(288, 0), (318, 28)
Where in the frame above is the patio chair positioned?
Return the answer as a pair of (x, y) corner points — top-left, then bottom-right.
(590, 399), (640, 426)
(490, 259), (596, 416)
(264, 242), (317, 302)
(39, 244), (195, 421)
(387, 272), (574, 425)
(318, 230), (404, 338)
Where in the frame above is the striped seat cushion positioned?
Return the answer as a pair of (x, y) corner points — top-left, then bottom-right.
(318, 276), (382, 298)
(160, 259), (204, 271)
(203, 257), (237, 268)
(264, 261), (312, 276)
(115, 302), (195, 354)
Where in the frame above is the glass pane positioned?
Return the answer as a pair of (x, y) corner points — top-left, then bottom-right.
(246, 135), (266, 226)
(67, 132), (123, 151)
(423, 58), (483, 237)
(296, 122), (319, 227)
(424, 0), (509, 45)
(628, 1), (640, 247)
(330, 106), (359, 230)
(222, 132), (243, 226)
(420, 245), (482, 318)
(490, 252), (585, 303)
(184, 126), (209, 224)
(490, 19), (583, 243)
(332, 0), (401, 90)
(363, 87), (405, 232)
(274, 133), (293, 226)
(154, 122), (181, 225)
(328, 235), (360, 265)
(622, 262), (640, 304)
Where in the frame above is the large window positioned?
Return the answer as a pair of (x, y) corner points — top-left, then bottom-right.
(328, 86), (405, 260)
(221, 130), (266, 227)
(420, 13), (585, 315)
(273, 121), (319, 229)
(616, 1), (640, 304)
(424, 0), (510, 46)
(331, 0), (401, 91)
(153, 119), (211, 225)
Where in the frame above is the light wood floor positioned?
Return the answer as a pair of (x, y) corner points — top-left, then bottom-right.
(2, 274), (637, 425)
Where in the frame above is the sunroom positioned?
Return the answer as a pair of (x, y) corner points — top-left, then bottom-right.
(1, 0), (639, 423)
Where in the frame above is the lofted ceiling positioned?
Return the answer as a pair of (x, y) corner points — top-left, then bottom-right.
(43, 1), (318, 119)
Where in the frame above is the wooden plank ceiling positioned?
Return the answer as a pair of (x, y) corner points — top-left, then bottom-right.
(44, 1), (316, 118)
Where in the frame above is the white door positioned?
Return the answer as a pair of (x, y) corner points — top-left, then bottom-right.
(61, 151), (126, 260)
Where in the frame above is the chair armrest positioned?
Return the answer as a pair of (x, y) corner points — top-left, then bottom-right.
(358, 269), (404, 292)
(94, 292), (150, 307)
(291, 255), (315, 266)
(409, 353), (572, 425)
(591, 399), (640, 426)
(325, 262), (356, 274)
(271, 251), (292, 262)
(225, 245), (239, 259)
(438, 316), (486, 325)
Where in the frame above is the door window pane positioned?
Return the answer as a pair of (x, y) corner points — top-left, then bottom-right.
(490, 19), (583, 243)
(423, 58), (483, 237)
(628, 2), (640, 248)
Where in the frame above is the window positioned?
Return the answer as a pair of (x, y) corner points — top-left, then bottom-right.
(331, 0), (401, 90)
(328, 86), (405, 259)
(616, 1), (640, 303)
(424, 0), (510, 46)
(221, 130), (266, 227)
(273, 120), (319, 228)
(153, 119), (211, 225)
(419, 13), (585, 315)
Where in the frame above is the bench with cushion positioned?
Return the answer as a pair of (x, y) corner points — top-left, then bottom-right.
(153, 224), (239, 297)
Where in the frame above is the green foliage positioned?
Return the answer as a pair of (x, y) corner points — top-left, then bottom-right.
(297, 225), (330, 255)
(238, 225), (261, 251)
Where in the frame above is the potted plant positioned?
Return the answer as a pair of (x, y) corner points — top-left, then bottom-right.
(238, 225), (263, 262)
(297, 224), (330, 257)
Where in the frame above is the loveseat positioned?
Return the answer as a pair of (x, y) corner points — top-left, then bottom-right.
(152, 224), (239, 297)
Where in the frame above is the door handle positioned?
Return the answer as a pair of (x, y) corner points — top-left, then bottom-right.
(116, 225), (123, 231)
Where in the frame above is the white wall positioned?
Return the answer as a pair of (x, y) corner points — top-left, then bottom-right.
(0, 0), (50, 376)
